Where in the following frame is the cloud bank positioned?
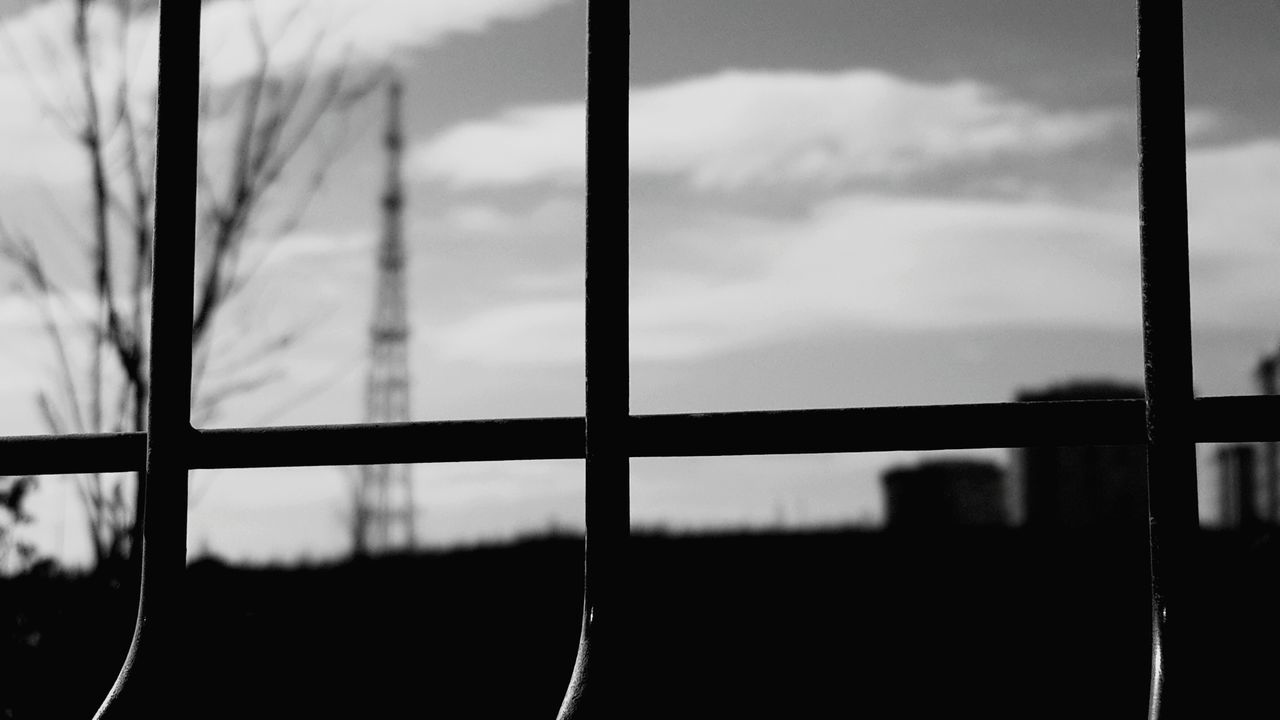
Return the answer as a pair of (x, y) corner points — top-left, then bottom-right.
(426, 138), (1280, 366)
(413, 68), (1128, 189)
(430, 191), (1140, 365)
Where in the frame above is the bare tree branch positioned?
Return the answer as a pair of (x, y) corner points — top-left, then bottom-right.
(0, 226), (88, 434)
(0, 0), (383, 571)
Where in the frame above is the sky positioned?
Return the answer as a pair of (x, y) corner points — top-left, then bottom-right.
(3, 0), (1280, 567)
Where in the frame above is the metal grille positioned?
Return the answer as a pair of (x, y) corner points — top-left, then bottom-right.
(0, 1), (1236, 717)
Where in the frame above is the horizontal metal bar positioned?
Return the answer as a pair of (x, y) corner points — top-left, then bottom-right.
(194, 418), (585, 468)
(1, 396), (1278, 475)
(0, 432), (144, 476)
(1189, 395), (1280, 443)
(632, 399), (1149, 456)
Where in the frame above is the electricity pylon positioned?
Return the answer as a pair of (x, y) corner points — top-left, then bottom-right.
(353, 77), (415, 555)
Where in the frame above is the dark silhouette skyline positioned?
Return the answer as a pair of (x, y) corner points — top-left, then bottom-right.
(882, 458), (1007, 528)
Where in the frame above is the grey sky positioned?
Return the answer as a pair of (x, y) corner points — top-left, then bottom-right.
(4, 0), (1279, 565)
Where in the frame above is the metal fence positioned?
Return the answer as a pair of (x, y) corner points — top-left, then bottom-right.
(0, 1), (1253, 717)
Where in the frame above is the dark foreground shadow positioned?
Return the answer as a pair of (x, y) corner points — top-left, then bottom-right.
(3, 528), (1278, 718)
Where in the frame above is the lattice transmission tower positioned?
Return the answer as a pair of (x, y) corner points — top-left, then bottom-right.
(353, 77), (416, 555)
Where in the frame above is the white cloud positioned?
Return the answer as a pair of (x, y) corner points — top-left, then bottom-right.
(253, 230), (374, 267)
(0, 0), (571, 186)
(628, 194), (1140, 356)
(430, 299), (584, 366)
(441, 197), (583, 239)
(428, 136), (1280, 367)
(415, 104), (586, 187)
(2, 0), (572, 85)
(199, 0), (573, 86)
(413, 68), (1128, 189)
(430, 192), (1140, 365)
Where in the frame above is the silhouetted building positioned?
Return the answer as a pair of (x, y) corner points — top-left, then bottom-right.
(1255, 351), (1279, 523)
(1217, 444), (1260, 528)
(882, 459), (1008, 528)
(1012, 381), (1147, 530)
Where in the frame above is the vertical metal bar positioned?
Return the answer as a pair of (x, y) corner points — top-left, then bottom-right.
(558, 1), (629, 717)
(94, 1), (200, 716)
(1136, 1), (1199, 717)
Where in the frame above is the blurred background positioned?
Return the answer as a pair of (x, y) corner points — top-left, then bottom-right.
(2, 0), (1280, 716)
